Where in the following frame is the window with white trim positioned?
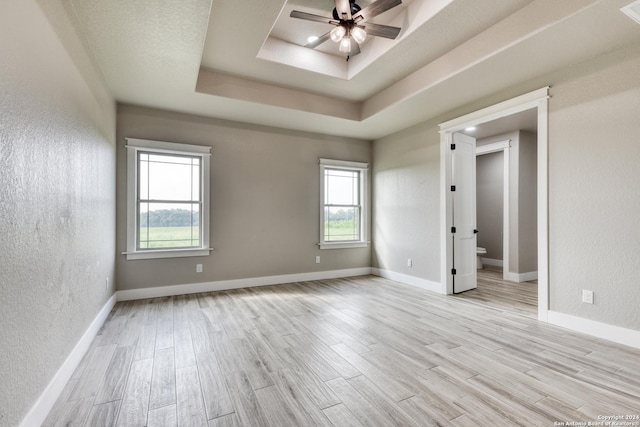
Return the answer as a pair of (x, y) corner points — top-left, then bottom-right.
(124, 138), (211, 260)
(319, 158), (368, 249)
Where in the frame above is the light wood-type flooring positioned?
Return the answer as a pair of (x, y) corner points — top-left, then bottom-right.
(44, 275), (640, 426)
(460, 266), (538, 318)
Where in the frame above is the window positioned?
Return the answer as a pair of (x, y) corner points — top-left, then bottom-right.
(125, 138), (211, 260)
(319, 158), (368, 249)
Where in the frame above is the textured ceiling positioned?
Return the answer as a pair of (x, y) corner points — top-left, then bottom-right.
(59, 0), (640, 139)
(200, 0), (536, 99)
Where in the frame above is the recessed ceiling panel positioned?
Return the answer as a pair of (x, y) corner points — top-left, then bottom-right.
(259, 0), (420, 79)
(52, 0), (640, 140)
(621, 0), (640, 24)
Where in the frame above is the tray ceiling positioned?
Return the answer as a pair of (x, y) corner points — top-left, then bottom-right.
(57, 0), (640, 139)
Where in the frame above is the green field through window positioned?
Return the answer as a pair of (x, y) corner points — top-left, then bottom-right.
(139, 226), (200, 248)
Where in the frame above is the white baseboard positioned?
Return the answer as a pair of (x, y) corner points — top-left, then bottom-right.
(503, 271), (538, 283)
(20, 294), (117, 427)
(22, 268), (367, 425)
(117, 268), (373, 301)
(481, 257), (503, 267)
(371, 268), (443, 294)
(516, 271), (538, 282)
(547, 310), (640, 350)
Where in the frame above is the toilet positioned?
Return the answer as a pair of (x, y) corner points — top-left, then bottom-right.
(476, 247), (487, 269)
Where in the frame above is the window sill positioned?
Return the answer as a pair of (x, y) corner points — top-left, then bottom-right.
(319, 242), (369, 250)
(123, 248), (212, 260)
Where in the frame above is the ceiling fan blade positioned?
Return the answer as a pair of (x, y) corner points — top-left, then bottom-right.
(353, 0), (402, 22)
(362, 22), (401, 39)
(290, 10), (334, 24)
(305, 32), (331, 49)
(334, 0), (352, 20)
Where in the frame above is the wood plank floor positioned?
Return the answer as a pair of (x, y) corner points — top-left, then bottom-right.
(457, 267), (538, 318)
(44, 275), (640, 426)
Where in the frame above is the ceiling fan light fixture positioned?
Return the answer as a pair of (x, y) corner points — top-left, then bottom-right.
(351, 26), (367, 44)
(290, 0), (403, 59)
(330, 25), (346, 42)
(339, 36), (352, 53)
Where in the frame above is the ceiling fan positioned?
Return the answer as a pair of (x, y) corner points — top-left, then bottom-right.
(290, 0), (402, 59)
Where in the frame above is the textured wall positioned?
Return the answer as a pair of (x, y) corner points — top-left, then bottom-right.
(518, 131), (537, 274)
(548, 43), (640, 329)
(371, 120), (441, 281)
(115, 105), (371, 290)
(0, 1), (116, 426)
(372, 42), (640, 332)
(477, 130), (538, 275)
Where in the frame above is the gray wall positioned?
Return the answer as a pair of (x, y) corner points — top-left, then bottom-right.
(476, 151), (504, 261)
(0, 1), (116, 425)
(115, 105), (372, 290)
(4, 4), (640, 425)
(476, 130), (538, 274)
(518, 131), (537, 274)
(373, 41), (640, 331)
(548, 44), (640, 327)
(371, 120), (441, 281)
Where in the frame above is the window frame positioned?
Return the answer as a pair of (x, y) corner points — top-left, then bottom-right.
(124, 138), (212, 260)
(319, 158), (369, 250)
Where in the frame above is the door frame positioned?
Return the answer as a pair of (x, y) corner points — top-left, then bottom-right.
(476, 140), (511, 282)
(439, 86), (550, 321)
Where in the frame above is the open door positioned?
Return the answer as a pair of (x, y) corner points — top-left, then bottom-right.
(440, 87), (548, 317)
(451, 132), (477, 293)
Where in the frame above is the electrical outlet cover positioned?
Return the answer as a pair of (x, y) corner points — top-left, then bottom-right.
(582, 290), (594, 304)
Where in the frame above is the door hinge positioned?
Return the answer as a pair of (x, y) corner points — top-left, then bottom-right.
(451, 185), (456, 191)
(450, 143), (456, 150)
(451, 268), (457, 275)
(451, 226), (456, 233)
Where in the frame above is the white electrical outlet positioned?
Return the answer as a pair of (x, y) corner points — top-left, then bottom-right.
(407, 258), (413, 268)
(196, 264), (203, 273)
(106, 277), (109, 290)
(582, 290), (594, 304)
(315, 256), (321, 264)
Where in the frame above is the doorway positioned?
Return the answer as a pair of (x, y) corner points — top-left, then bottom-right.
(439, 87), (549, 321)
(476, 142), (509, 279)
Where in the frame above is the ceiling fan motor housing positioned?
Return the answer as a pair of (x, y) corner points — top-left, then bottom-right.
(291, 0), (403, 58)
(333, 2), (362, 20)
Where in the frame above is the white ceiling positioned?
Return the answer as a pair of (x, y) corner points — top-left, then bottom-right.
(59, 0), (640, 139)
(267, 0), (416, 58)
(460, 108), (538, 140)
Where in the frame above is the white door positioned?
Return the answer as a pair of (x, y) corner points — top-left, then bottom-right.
(451, 133), (477, 293)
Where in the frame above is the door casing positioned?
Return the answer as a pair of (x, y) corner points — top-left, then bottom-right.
(439, 87), (550, 322)
(476, 140), (510, 281)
